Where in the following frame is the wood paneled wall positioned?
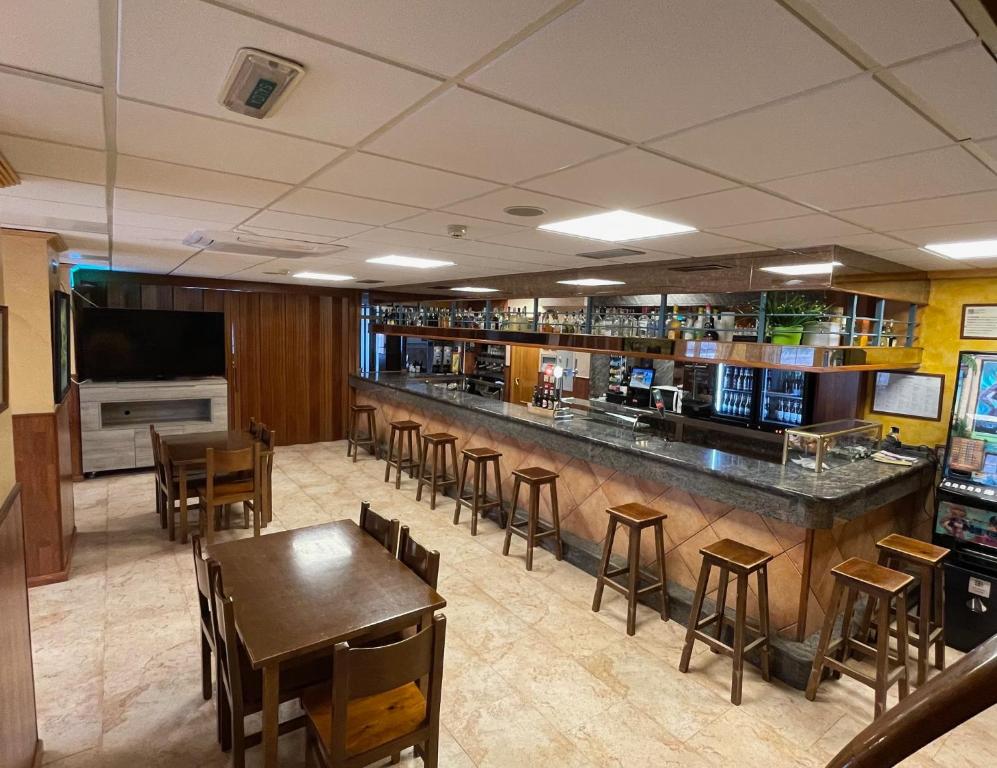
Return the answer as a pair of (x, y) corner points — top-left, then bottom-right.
(73, 271), (358, 446)
(0, 485), (42, 768)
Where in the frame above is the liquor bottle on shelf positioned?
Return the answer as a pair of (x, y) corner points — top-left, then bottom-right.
(703, 304), (719, 340)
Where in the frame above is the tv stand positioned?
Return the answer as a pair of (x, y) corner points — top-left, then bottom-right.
(79, 378), (228, 473)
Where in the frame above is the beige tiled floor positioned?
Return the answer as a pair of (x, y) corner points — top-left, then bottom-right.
(31, 441), (992, 767)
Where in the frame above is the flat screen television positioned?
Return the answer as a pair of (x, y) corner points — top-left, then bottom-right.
(75, 308), (225, 381)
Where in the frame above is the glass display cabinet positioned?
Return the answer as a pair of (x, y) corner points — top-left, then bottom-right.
(782, 419), (883, 473)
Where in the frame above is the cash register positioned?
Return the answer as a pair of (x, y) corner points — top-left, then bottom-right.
(624, 367), (654, 408)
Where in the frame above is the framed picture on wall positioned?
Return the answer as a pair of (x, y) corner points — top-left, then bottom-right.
(52, 290), (71, 404)
(0, 305), (8, 413)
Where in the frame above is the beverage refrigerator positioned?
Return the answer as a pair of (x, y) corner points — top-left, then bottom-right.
(712, 364), (816, 431)
(935, 351), (997, 651)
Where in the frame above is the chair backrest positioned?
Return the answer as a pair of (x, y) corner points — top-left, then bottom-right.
(205, 444), (260, 503)
(191, 534), (211, 611)
(149, 424), (167, 485)
(249, 416), (260, 437)
(260, 427), (276, 472)
(211, 566), (244, 705)
(358, 501), (400, 555)
(398, 526), (440, 589)
(325, 615), (446, 765)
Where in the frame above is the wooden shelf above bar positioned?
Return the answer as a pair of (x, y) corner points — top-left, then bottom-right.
(372, 324), (922, 372)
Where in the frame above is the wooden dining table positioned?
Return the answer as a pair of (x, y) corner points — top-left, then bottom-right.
(208, 519), (447, 768)
(161, 430), (255, 544)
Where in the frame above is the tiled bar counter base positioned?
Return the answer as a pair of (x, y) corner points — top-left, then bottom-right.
(351, 373), (935, 689)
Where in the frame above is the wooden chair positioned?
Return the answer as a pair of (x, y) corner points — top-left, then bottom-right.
(244, 427), (276, 528)
(359, 501), (401, 555)
(191, 536), (216, 703)
(211, 568), (330, 767)
(398, 526), (440, 591)
(195, 443), (262, 539)
(249, 417), (261, 438)
(301, 615), (447, 768)
(150, 426), (202, 542)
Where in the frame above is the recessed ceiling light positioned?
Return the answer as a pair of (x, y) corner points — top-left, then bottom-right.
(924, 240), (997, 259)
(450, 286), (498, 293)
(539, 210), (696, 242)
(556, 278), (626, 286)
(366, 255), (455, 269)
(293, 271), (353, 281)
(759, 261), (842, 276)
(504, 205), (547, 217)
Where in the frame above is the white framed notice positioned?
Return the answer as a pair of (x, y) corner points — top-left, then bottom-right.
(961, 304), (997, 340)
(871, 371), (945, 421)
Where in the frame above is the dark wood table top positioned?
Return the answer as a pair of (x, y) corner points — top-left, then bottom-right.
(208, 520), (446, 668)
(161, 430), (255, 466)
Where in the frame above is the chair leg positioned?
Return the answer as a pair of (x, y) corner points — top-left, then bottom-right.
(654, 522), (668, 621)
(219, 691), (233, 752)
(806, 580), (845, 701)
(200, 634), (212, 700)
(731, 573), (749, 705)
(526, 484), (539, 572)
(304, 730), (317, 768)
(625, 526), (641, 636)
(757, 565), (771, 682)
(680, 559), (711, 673)
(503, 477), (521, 556)
(549, 480), (563, 561)
(453, 456), (469, 526)
(232, 709), (245, 768)
(592, 517), (617, 613)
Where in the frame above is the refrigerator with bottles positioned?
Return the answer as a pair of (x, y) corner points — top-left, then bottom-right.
(712, 363), (758, 426)
(711, 364), (815, 431)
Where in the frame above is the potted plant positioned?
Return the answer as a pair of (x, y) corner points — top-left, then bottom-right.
(766, 292), (830, 345)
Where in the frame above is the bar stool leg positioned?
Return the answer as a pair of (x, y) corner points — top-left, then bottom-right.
(933, 565), (946, 672)
(549, 480), (563, 561)
(448, 443), (459, 502)
(626, 526), (642, 636)
(916, 566), (931, 686)
(896, 590), (911, 700)
(347, 410), (356, 459)
(503, 477), (521, 556)
(470, 461), (482, 536)
(429, 443), (441, 510)
(491, 458), (505, 528)
(453, 456), (469, 526)
(757, 564), (771, 682)
(731, 573), (749, 705)
(833, 588), (858, 679)
(415, 439), (429, 502)
(653, 523), (668, 621)
(680, 559), (711, 673)
(367, 411), (378, 458)
(592, 516), (616, 612)
(713, 567), (730, 649)
(525, 483), (539, 571)
(407, 430), (416, 479)
(874, 595), (892, 719)
(383, 428), (396, 483)
(806, 580), (845, 701)
(394, 431), (406, 489)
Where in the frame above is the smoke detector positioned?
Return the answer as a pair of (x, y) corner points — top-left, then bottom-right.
(218, 48), (305, 119)
(447, 224), (468, 239)
(183, 230), (346, 259)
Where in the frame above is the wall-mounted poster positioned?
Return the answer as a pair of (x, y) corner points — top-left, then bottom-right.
(0, 305), (8, 413)
(52, 291), (70, 403)
(961, 304), (997, 340)
(871, 371), (944, 421)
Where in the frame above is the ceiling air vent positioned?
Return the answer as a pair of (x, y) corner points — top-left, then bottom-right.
(183, 230), (346, 259)
(667, 263), (732, 273)
(0, 151), (20, 188)
(355, 279), (384, 284)
(576, 247), (646, 260)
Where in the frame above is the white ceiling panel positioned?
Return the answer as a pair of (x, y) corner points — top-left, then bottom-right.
(979, 136), (997, 164)
(889, 43), (997, 141)
(481, 227), (609, 256)
(877, 247), (964, 271)
(444, 188), (604, 226)
(339, 227), (465, 252)
(273, 188), (423, 225)
(172, 251), (274, 278)
(0, 175), (104, 207)
(366, 87), (620, 183)
(0, 135), (105, 185)
(0, 196), (105, 226)
(116, 101), (341, 183)
(112, 210), (236, 237)
(61, 233), (109, 257)
(242, 210), (373, 238)
(0, 72), (104, 149)
(713, 214), (868, 248)
(118, 0), (438, 146)
(804, 0), (975, 66)
(824, 233), (912, 253)
(654, 77), (950, 182)
(432, 237), (570, 265)
(114, 189), (257, 225)
(886, 220), (997, 247)
(109, 249), (193, 274)
(763, 145), (997, 211)
(839, 189), (997, 232)
(1, 0), (102, 84)
(630, 231), (765, 257)
(468, 0), (857, 141)
(640, 187), (812, 229)
(388, 211), (524, 240)
(112, 224), (201, 251)
(115, 156), (290, 208)
(524, 148), (735, 208)
(309, 153), (499, 208)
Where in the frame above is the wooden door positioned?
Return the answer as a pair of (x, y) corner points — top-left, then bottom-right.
(508, 345), (539, 405)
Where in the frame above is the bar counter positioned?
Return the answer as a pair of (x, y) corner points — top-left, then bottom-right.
(350, 371), (935, 652)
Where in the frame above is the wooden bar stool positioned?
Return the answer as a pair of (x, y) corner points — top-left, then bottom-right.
(416, 432), (459, 510)
(383, 420), (422, 489)
(502, 467), (563, 571)
(679, 538), (772, 705)
(855, 533), (949, 686)
(806, 557), (912, 719)
(592, 503), (669, 636)
(346, 404), (378, 462)
(452, 447), (503, 536)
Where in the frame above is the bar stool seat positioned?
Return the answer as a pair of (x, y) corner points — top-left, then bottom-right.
(679, 538), (772, 705)
(592, 502), (669, 636)
(416, 432), (459, 510)
(806, 557), (913, 719)
(347, 404), (378, 462)
(384, 421), (422, 489)
(453, 447), (503, 536)
(502, 467), (562, 571)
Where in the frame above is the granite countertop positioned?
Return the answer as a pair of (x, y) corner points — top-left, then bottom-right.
(351, 372), (934, 527)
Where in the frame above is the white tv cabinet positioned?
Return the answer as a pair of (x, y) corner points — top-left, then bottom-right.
(79, 378), (228, 473)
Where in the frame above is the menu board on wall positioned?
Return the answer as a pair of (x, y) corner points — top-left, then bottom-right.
(871, 371), (945, 421)
(961, 305), (997, 340)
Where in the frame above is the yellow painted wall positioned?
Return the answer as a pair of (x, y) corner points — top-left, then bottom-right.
(863, 275), (997, 448)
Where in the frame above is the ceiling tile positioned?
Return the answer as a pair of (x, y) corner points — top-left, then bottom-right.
(432, 237), (569, 265)
(116, 100), (341, 183)
(632, 231), (765, 257)
(653, 77), (950, 182)
(886, 220), (997, 247)
(877, 247), (963, 271)
(115, 156), (290, 208)
(805, 0), (974, 66)
(825, 233), (911, 253)
(713, 214), (868, 248)
(113, 223), (206, 252)
(112, 210), (236, 237)
(0, 196), (105, 226)
(118, 0), (438, 146)
(839, 189), (997, 231)
(309, 153), (499, 208)
(388, 211), (524, 240)
(0, 175), (105, 207)
(524, 148), (735, 208)
(224, 0), (562, 76)
(242, 210), (373, 238)
(0, 135), (105, 184)
(468, 0), (857, 141)
(444, 188), (604, 226)
(0, 72), (104, 148)
(365, 87), (620, 183)
(339, 227), (465, 251)
(114, 189), (257, 225)
(980, 136), (997, 164)
(480, 227), (609, 256)
(1, 0), (102, 83)
(889, 43), (997, 141)
(61, 233), (109, 258)
(172, 251), (274, 278)
(640, 187), (812, 229)
(763, 145), (997, 210)
(109, 249), (193, 274)
(273, 188), (423, 225)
